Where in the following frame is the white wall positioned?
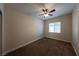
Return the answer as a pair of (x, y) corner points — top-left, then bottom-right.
(3, 5), (44, 54)
(72, 4), (79, 55)
(44, 14), (72, 42)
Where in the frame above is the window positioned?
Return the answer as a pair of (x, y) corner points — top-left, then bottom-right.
(49, 22), (61, 33)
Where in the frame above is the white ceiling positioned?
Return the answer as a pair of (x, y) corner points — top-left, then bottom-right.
(5, 3), (76, 20)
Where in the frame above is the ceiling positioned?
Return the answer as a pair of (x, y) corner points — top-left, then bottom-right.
(5, 3), (76, 20)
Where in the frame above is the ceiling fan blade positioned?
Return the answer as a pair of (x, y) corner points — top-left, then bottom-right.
(49, 9), (56, 13)
(48, 14), (53, 16)
(42, 9), (48, 13)
(39, 14), (44, 16)
(42, 9), (45, 12)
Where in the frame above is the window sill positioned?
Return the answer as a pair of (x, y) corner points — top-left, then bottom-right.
(49, 32), (61, 34)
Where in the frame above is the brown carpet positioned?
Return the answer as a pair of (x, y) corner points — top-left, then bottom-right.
(6, 38), (76, 56)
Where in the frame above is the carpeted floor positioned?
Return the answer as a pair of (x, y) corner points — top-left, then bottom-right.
(6, 38), (76, 56)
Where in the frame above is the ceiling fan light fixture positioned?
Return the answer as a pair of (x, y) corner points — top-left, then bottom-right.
(44, 14), (49, 17)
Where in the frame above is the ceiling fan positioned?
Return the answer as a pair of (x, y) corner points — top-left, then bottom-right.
(39, 8), (56, 18)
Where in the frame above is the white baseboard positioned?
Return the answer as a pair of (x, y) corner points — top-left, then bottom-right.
(45, 37), (71, 43)
(55, 39), (71, 43)
(3, 37), (43, 56)
(72, 43), (78, 56)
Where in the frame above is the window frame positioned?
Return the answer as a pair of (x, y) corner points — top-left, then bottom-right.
(49, 22), (61, 33)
